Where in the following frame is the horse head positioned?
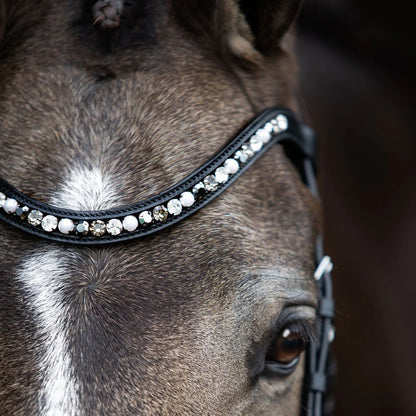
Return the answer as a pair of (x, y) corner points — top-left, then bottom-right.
(0, 1), (326, 415)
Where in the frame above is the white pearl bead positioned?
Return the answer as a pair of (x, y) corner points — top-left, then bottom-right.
(179, 191), (195, 208)
(58, 218), (75, 234)
(3, 198), (18, 213)
(255, 128), (271, 143)
(123, 215), (138, 232)
(223, 158), (239, 175)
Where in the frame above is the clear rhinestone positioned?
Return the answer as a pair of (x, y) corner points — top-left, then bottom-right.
(167, 199), (182, 216)
(224, 158), (239, 175)
(271, 119), (279, 133)
(276, 114), (288, 131)
(179, 191), (195, 208)
(254, 129), (271, 144)
(41, 215), (58, 232)
(264, 122), (274, 133)
(234, 150), (248, 163)
(153, 205), (168, 222)
(58, 218), (75, 234)
(192, 182), (206, 200)
(249, 137), (263, 152)
(241, 143), (254, 159)
(123, 215), (139, 232)
(0, 192), (5, 207)
(139, 210), (153, 226)
(203, 175), (218, 192)
(90, 220), (106, 236)
(215, 167), (229, 184)
(106, 218), (123, 235)
(27, 210), (43, 226)
(3, 198), (18, 214)
(76, 221), (89, 235)
(15, 206), (30, 220)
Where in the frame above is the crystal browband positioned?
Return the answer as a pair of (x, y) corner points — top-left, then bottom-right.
(0, 108), (316, 245)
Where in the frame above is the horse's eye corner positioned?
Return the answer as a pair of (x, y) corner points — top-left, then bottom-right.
(264, 320), (316, 377)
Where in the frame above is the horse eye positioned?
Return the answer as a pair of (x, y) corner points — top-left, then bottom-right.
(267, 327), (306, 364)
(258, 319), (315, 379)
(264, 324), (309, 376)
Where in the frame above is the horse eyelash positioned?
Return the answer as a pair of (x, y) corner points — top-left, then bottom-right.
(285, 320), (318, 344)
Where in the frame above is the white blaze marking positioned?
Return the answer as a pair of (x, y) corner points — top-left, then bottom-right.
(16, 166), (119, 415)
(17, 251), (79, 416)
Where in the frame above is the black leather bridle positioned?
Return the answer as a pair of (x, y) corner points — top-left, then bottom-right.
(0, 108), (335, 415)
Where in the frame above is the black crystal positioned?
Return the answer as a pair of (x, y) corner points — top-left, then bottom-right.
(192, 182), (206, 200)
(15, 206), (29, 220)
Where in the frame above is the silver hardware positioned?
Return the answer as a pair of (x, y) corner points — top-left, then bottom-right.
(314, 255), (333, 281)
(328, 326), (336, 343)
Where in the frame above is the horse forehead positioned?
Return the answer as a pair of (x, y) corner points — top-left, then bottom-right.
(42, 148), (317, 311)
(4, 60), (317, 347)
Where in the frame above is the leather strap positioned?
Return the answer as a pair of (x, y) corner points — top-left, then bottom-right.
(301, 154), (335, 416)
(0, 108), (315, 245)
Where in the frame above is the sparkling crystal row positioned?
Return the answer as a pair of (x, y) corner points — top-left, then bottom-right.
(0, 114), (288, 238)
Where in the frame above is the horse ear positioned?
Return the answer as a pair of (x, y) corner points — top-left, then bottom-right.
(176, 0), (303, 66)
(239, 0), (304, 52)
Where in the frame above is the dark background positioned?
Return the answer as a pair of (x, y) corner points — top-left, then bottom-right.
(297, 1), (416, 415)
